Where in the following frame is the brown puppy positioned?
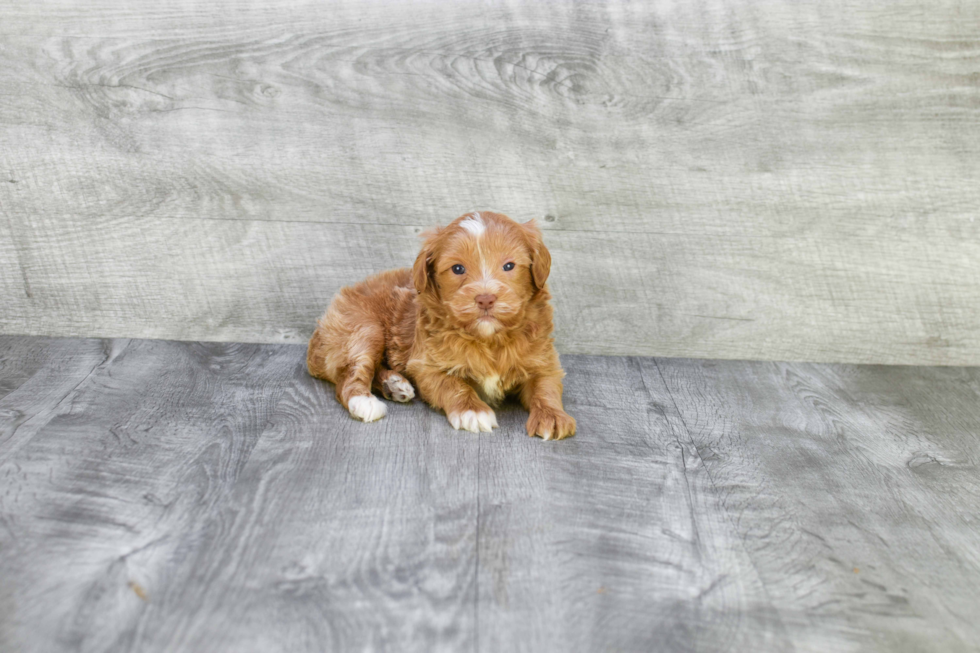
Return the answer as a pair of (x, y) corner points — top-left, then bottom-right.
(307, 210), (575, 440)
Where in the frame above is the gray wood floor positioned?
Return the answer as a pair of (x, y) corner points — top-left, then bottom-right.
(1, 335), (979, 652)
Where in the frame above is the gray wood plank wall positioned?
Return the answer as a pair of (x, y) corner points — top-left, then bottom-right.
(2, 0), (979, 364)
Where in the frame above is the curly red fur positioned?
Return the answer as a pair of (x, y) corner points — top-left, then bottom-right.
(307, 211), (575, 440)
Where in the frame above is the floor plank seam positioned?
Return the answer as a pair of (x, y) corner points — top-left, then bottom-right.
(649, 357), (796, 647)
(474, 429), (481, 653)
(0, 340), (111, 465)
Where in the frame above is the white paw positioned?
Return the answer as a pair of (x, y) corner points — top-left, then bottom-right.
(348, 395), (387, 422)
(382, 374), (415, 403)
(448, 409), (498, 433)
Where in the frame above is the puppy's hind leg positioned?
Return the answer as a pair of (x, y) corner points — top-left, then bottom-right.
(374, 366), (416, 403)
(336, 327), (388, 423)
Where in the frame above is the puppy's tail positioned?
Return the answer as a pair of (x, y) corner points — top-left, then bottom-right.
(306, 323), (333, 381)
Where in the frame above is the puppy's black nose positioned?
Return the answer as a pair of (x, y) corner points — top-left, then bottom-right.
(475, 294), (497, 310)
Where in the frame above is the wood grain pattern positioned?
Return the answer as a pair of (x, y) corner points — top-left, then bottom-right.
(3, 335), (980, 651)
(653, 356), (980, 651)
(476, 355), (788, 652)
(2, 0), (980, 363)
(0, 336), (479, 652)
(129, 359), (481, 652)
(0, 336), (110, 464)
(0, 338), (303, 652)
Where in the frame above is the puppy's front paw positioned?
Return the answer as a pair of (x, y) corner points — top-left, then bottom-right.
(348, 395), (387, 422)
(448, 408), (498, 433)
(527, 408), (576, 441)
(381, 373), (415, 403)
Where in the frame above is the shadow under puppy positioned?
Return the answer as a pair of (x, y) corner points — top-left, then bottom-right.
(307, 210), (575, 440)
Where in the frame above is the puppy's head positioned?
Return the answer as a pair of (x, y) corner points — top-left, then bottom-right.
(413, 211), (551, 338)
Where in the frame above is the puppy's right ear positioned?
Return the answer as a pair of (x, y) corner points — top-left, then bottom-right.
(412, 227), (441, 294)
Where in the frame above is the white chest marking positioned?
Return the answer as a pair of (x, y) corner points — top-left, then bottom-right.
(480, 374), (504, 404)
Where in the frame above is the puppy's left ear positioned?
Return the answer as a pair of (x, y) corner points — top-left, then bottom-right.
(522, 219), (551, 290)
(412, 227), (441, 295)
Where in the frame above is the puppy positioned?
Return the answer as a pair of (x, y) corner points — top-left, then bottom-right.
(307, 210), (575, 440)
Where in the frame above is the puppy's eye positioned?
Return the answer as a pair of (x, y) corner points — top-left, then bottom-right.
(451, 264), (465, 275)
(502, 262), (515, 272)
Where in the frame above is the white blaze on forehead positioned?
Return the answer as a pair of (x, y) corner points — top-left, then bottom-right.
(460, 212), (486, 237)
(459, 212), (494, 278)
